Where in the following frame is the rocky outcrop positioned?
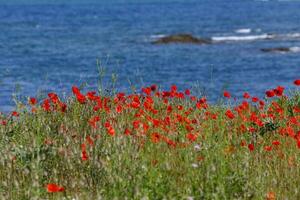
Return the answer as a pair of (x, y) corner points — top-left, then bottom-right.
(152, 34), (212, 45)
(261, 47), (291, 53)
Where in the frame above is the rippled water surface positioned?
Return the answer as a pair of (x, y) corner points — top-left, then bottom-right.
(0, 0), (300, 112)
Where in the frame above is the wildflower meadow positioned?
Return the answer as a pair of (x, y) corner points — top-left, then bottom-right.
(0, 79), (299, 199)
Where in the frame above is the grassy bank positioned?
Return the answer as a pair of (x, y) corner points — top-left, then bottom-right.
(0, 81), (299, 199)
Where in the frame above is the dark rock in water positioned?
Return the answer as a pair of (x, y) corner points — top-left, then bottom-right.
(261, 47), (291, 53)
(152, 34), (212, 44)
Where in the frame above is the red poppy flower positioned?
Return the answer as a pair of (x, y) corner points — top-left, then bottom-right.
(184, 89), (191, 96)
(274, 86), (284, 96)
(72, 86), (80, 94)
(259, 100), (265, 106)
(198, 97), (207, 104)
(294, 79), (300, 86)
(48, 93), (59, 104)
(171, 85), (177, 92)
(272, 140), (280, 146)
(190, 96), (197, 101)
(186, 133), (197, 142)
(115, 105), (123, 113)
(86, 91), (97, 101)
(225, 110), (235, 119)
(132, 120), (140, 130)
(266, 90), (275, 98)
(151, 133), (160, 143)
(59, 103), (67, 112)
(124, 128), (131, 136)
(11, 111), (19, 117)
(223, 91), (231, 98)
(286, 126), (295, 137)
(176, 92), (184, 99)
(117, 92), (126, 100)
(75, 93), (86, 104)
(81, 150), (88, 161)
(142, 87), (151, 96)
(29, 97), (37, 105)
(42, 99), (51, 112)
(131, 101), (140, 109)
(251, 97), (259, 103)
(150, 84), (157, 91)
(248, 143), (254, 151)
(167, 105), (172, 113)
(243, 92), (250, 99)
(264, 146), (272, 151)
(46, 183), (65, 193)
(107, 127), (115, 136)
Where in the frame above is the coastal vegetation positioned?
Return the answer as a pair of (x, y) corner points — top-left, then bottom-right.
(0, 79), (299, 199)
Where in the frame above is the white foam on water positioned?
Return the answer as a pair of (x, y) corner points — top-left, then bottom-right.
(290, 47), (300, 52)
(285, 33), (300, 38)
(150, 34), (166, 39)
(149, 32), (300, 43)
(211, 34), (275, 42)
(235, 28), (251, 34)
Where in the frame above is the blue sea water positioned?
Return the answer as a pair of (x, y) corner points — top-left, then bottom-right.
(0, 0), (299, 112)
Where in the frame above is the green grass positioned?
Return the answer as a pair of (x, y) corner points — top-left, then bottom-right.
(0, 85), (299, 199)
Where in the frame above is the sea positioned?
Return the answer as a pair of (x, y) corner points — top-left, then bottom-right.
(0, 0), (300, 112)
